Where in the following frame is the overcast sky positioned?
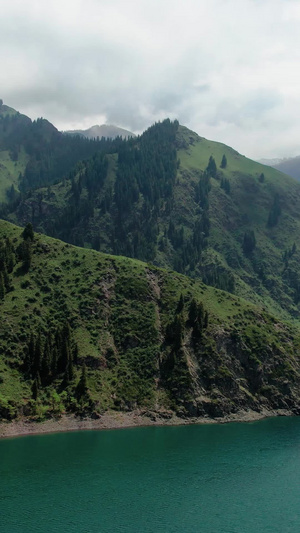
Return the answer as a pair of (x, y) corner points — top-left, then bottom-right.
(1, 0), (300, 159)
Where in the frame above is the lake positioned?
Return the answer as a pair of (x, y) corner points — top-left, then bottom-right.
(1, 417), (300, 532)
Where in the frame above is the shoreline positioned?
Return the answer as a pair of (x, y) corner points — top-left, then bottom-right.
(0, 407), (294, 439)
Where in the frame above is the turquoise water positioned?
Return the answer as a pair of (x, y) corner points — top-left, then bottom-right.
(1, 418), (300, 532)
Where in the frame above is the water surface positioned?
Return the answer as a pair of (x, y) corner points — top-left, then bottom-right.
(1, 417), (300, 532)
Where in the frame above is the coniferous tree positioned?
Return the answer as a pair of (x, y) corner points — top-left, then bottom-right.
(0, 273), (4, 300)
(188, 298), (198, 325)
(73, 343), (79, 365)
(17, 240), (32, 271)
(221, 177), (231, 194)
(33, 333), (42, 377)
(204, 311), (209, 329)
(32, 372), (41, 400)
(41, 341), (51, 384)
(4, 238), (15, 272)
(76, 364), (88, 399)
(176, 294), (184, 314)
(220, 154), (227, 169)
(32, 378), (39, 400)
(206, 156), (217, 178)
(242, 230), (256, 255)
(25, 333), (35, 376)
(22, 222), (34, 241)
(51, 345), (58, 376)
(267, 194), (281, 228)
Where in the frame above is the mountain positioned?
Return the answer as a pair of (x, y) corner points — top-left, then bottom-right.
(273, 156), (300, 182)
(5, 119), (300, 324)
(258, 158), (283, 166)
(0, 100), (31, 203)
(258, 155), (300, 182)
(1, 219), (300, 421)
(0, 99), (22, 117)
(65, 124), (135, 140)
(0, 99), (119, 204)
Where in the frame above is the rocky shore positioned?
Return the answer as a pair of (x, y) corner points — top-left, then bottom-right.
(0, 408), (294, 439)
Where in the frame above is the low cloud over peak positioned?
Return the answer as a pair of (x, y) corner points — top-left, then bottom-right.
(1, 0), (300, 158)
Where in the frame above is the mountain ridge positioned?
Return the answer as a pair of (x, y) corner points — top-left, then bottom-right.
(5, 119), (300, 324)
(65, 124), (135, 140)
(1, 102), (300, 423)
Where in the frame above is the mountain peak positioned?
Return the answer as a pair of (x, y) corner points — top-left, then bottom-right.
(65, 124), (135, 140)
(0, 99), (19, 117)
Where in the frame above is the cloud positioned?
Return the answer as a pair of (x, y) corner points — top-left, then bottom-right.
(1, 0), (300, 157)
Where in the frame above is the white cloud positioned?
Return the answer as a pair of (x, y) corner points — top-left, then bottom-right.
(1, 0), (300, 158)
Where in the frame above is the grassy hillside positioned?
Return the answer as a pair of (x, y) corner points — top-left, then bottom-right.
(1, 219), (300, 421)
(0, 149), (29, 202)
(7, 121), (300, 324)
(176, 127), (300, 319)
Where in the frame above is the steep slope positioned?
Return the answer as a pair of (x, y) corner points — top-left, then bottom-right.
(65, 124), (135, 139)
(176, 127), (300, 319)
(1, 219), (300, 422)
(7, 120), (300, 322)
(0, 100), (31, 202)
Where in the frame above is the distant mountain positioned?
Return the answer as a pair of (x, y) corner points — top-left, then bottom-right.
(273, 156), (300, 182)
(258, 158), (283, 166)
(0, 99), (118, 203)
(65, 124), (135, 140)
(0, 99), (23, 117)
(258, 155), (300, 182)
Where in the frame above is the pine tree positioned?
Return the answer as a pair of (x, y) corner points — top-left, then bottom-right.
(25, 333), (35, 376)
(188, 298), (198, 324)
(17, 240), (32, 271)
(0, 273), (4, 300)
(221, 178), (230, 194)
(176, 294), (184, 314)
(32, 372), (41, 400)
(33, 333), (42, 377)
(267, 194), (281, 228)
(220, 154), (227, 169)
(22, 222), (34, 241)
(76, 364), (88, 398)
(206, 156), (217, 178)
(73, 343), (79, 365)
(4, 237), (15, 273)
(204, 311), (209, 328)
(51, 345), (58, 376)
(32, 379), (39, 400)
(242, 230), (256, 255)
(41, 341), (51, 384)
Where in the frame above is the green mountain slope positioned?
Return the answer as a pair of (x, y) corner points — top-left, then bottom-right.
(6, 120), (300, 322)
(0, 99), (121, 204)
(1, 219), (300, 421)
(0, 100), (31, 202)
